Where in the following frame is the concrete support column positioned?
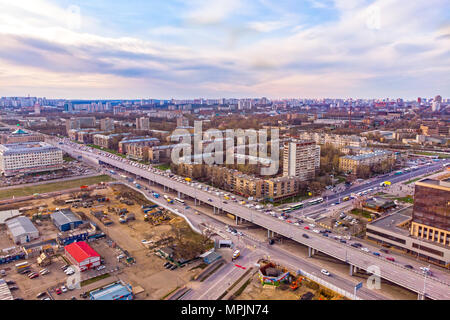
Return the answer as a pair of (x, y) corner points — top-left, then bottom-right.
(308, 246), (312, 257)
(267, 229), (270, 238)
(349, 264), (353, 276)
(235, 215), (239, 226)
(177, 191), (181, 198)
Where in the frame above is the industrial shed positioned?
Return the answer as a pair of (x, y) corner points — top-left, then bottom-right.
(64, 241), (100, 271)
(0, 279), (13, 300)
(51, 209), (83, 232)
(6, 216), (39, 245)
(89, 281), (133, 300)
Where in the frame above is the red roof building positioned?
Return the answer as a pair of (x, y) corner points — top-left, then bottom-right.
(64, 241), (101, 271)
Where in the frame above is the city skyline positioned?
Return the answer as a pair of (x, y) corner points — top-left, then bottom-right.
(1, 0), (449, 99)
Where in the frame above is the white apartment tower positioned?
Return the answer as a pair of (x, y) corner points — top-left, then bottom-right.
(283, 140), (320, 181)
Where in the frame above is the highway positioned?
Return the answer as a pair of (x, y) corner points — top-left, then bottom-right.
(49, 138), (450, 300)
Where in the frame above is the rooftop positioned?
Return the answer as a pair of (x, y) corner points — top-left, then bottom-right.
(0, 142), (60, 155)
(6, 216), (38, 237)
(341, 150), (393, 161)
(369, 207), (412, 236)
(89, 281), (133, 300)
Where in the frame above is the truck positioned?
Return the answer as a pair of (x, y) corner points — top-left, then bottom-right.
(232, 250), (240, 260)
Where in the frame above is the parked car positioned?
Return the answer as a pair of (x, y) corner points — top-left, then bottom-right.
(404, 265), (413, 269)
(96, 265), (106, 271)
(302, 234), (309, 239)
(55, 288), (62, 295)
(61, 286), (68, 293)
(36, 292), (47, 299)
(304, 226), (310, 230)
(372, 252), (381, 257)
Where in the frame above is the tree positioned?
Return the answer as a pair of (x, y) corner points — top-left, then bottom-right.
(356, 165), (371, 179)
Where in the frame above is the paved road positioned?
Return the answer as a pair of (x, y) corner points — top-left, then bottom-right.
(48, 138), (450, 300)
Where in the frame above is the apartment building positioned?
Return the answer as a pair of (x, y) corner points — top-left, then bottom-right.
(118, 137), (159, 154)
(339, 150), (395, 173)
(298, 131), (367, 148)
(136, 117), (150, 131)
(100, 118), (115, 132)
(176, 116), (189, 128)
(0, 142), (63, 176)
(282, 140), (320, 181)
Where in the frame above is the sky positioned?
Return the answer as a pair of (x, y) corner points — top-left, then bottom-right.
(0, 0), (449, 100)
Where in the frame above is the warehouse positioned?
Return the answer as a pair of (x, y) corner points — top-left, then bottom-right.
(64, 241), (100, 271)
(6, 216), (39, 245)
(51, 209), (83, 232)
(89, 281), (133, 300)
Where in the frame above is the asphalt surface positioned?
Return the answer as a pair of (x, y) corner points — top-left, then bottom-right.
(48, 137), (450, 300)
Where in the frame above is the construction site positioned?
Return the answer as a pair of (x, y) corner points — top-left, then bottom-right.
(0, 182), (214, 300)
(236, 260), (347, 301)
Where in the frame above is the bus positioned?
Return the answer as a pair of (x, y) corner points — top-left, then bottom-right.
(280, 207), (293, 214)
(308, 197), (324, 206)
(65, 198), (82, 204)
(15, 261), (30, 272)
(174, 198), (185, 205)
(289, 202), (304, 211)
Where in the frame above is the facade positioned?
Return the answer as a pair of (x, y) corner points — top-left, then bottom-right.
(0, 142), (63, 177)
(176, 116), (189, 127)
(265, 176), (299, 201)
(64, 241), (101, 271)
(51, 209), (83, 232)
(118, 137), (159, 155)
(411, 176), (450, 247)
(366, 209), (449, 268)
(0, 128), (44, 144)
(339, 150), (395, 173)
(100, 118), (114, 131)
(89, 281), (133, 300)
(298, 131), (367, 148)
(6, 216), (39, 245)
(282, 140), (320, 181)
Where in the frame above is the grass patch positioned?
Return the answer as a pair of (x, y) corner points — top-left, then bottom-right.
(0, 175), (114, 200)
(404, 177), (421, 185)
(63, 155), (76, 162)
(87, 144), (127, 158)
(160, 286), (180, 300)
(350, 208), (373, 219)
(395, 195), (414, 203)
(232, 278), (252, 299)
(413, 152), (450, 159)
(80, 273), (111, 287)
(154, 163), (170, 171)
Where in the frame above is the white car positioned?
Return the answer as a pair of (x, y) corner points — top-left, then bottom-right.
(97, 265), (106, 271)
(61, 285), (68, 293)
(321, 269), (331, 276)
(309, 224), (316, 228)
(313, 229), (320, 233)
(361, 247), (370, 252)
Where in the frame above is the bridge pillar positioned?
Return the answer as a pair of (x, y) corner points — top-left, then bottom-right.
(349, 264), (353, 276)
(308, 247), (312, 257)
(267, 229), (270, 238)
(235, 215), (239, 225)
(177, 191), (181, 198)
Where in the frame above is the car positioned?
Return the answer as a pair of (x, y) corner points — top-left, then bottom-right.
(97, 265), (106, 271)
(55, 288), (62, 295)
(302, 234), (309, 239)
(170, 265), (178, 270)
(163, 262), (171, 268)
(353, 243), (363, 247)
(9, 286), (18, 290)
(42, 297), (51, 300)
(304, 226), (310, 230)
(313, 229), (320, 233)
(28, 273), (39, 279)
(61, 286), (68, 293)
(321, 269), (331, 276)
(71, 296), (77, 300)
(386, 257), (395, 262)
(339, 239), (347, 244)
(322, 233), (328, 237)
(361, 247), (370, 252)
(65, 269), (75, 276)
(309, 224), (316, 228)
(372, 252), (381, 256)
(350, 243), (359, 248)
(165, 263), (173, 269)
(208, 198), (213, 202)
(404, 265), (413, 269)
(61, 264), (69, 270)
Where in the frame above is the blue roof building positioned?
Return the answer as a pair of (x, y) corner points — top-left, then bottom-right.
(89, 281), (133, 300)
(51, 209), (83, 232)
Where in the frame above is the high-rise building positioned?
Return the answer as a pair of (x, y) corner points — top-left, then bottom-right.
(411, 175), (450, 246)
(282, 140), (320, 181)
(176, 116), (189, 127)
(136, 117), (150, 131)
(34, 103), (41, 115)
(0, 142), (63, 176)
(100, 118), (114, 132)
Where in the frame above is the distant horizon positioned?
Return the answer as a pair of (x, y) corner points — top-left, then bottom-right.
(1, 1), (449, 98)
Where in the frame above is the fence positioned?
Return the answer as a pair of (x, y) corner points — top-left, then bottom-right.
(296, 269), (362, 300)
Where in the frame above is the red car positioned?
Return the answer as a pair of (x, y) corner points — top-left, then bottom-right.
(386, 257), (395, 262)
(28, 273), (39, 279)
(55, 288), (62, 295)
(304, 226), (310, 230)
(287, 220), (292, 223)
